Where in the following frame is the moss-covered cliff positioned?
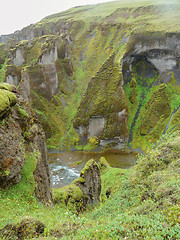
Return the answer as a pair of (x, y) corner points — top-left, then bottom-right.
(0, 83), (52, 204)
(0, 0), (179, 151)
(0, 1), (179, 239)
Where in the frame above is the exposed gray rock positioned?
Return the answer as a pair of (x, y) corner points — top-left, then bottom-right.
(6, 75), (18, 87)
(13, 48), (25, 66)
(77, 125), (88, 141)
(38, 47), (58, 65)
(88, 116), (105, 138)
(122, 33), (180, 84)
(43, 64), (59, 95)
(19, 63), (59, 100)
(18, 70), (31, 101)
(76, 112), (128, 147)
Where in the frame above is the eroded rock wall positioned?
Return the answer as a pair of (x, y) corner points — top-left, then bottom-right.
(0, 83), (52, 204)
(0, 3), (179, 151)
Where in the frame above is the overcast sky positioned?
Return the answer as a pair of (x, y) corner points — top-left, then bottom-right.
(0, 0), (118, 36)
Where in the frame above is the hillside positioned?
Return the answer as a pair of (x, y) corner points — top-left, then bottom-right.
(0, 0), (180, 239)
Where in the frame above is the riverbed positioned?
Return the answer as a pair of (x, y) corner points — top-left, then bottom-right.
(48, 151), (137, 188)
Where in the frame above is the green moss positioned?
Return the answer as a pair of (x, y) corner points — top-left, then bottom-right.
(0, 43), (8, 66)
(0, 89), (17, 117)
(0, 83), (16, 92)
(0, 52), (9, 83)
(100, 166), (127, 198)
(52, 184), (84, 212)
(73, 54), (128, 140)
(5, 64), (21, 82)
(80, 159), (97, 175)
(16, 104), (30, 120)
(4, 150), (40, 200)
(171, 109), (180, 130)
(98, 157), (110, 172)
(170, 136), (180, 152)
(72, 177), (86, 184)
(0, 63), (6, 83)
(53, 184), (83, 203)
(26, 39), (42, 64)
(127, 83), (173, 151)
(139, 84), (171, 136)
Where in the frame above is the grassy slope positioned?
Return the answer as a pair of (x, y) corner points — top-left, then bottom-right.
(0, 131), (179, 239)
(41, 0), (180, 32)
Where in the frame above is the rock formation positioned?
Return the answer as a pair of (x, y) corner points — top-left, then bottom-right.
(0, 83), (52, 204)
(73, 159), (101, 204)
(53, 159), (101, 211)
(0, 1), (179, 152)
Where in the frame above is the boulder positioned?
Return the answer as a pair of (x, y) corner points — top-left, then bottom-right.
(0, 83), (17, 118)
(52, 159), (101, 211)
(0, 218), (45, 240)
(73, 159), (101, 204)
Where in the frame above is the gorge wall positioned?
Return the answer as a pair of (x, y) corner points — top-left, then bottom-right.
(0, 1), (179, 152)
(0, 83), (52, 204)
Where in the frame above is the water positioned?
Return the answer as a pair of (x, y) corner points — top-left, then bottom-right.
(48, 151), (137, 188)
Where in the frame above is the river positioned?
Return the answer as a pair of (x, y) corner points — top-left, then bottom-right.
(48, 151), (137, 188)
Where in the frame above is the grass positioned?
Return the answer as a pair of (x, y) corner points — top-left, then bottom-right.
(40, 0), (180, 33)
(0, 63), (6, 83)
(0, 131), (179, 239)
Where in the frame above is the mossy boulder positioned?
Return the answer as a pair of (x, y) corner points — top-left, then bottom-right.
(52, 184), (84, 212)
(53, 159), (101, 211)
(0, 84), (17, 118)
(0, 83), (16, 92)
(53, 184), (83, 204)
(0, 218), (45, 240)
(74, 159), (101, 204)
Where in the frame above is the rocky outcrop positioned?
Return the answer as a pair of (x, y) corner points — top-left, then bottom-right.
(73, 159), (101, 204)
(38, 47), (58, 65)
(0, 83), (52, 204)
(73, 55), (129, 146)
(53, 159), (101, 211)
(19, 64), (59, 101)
(122, 32), (180, 84)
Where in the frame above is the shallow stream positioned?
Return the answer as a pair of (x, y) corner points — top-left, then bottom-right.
(48, 151), (137, 188)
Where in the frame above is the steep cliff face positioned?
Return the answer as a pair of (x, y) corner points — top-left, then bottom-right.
(0, 0), (179, 151)
(0, 83), (52, 204)
(73, 54), (129, 146)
